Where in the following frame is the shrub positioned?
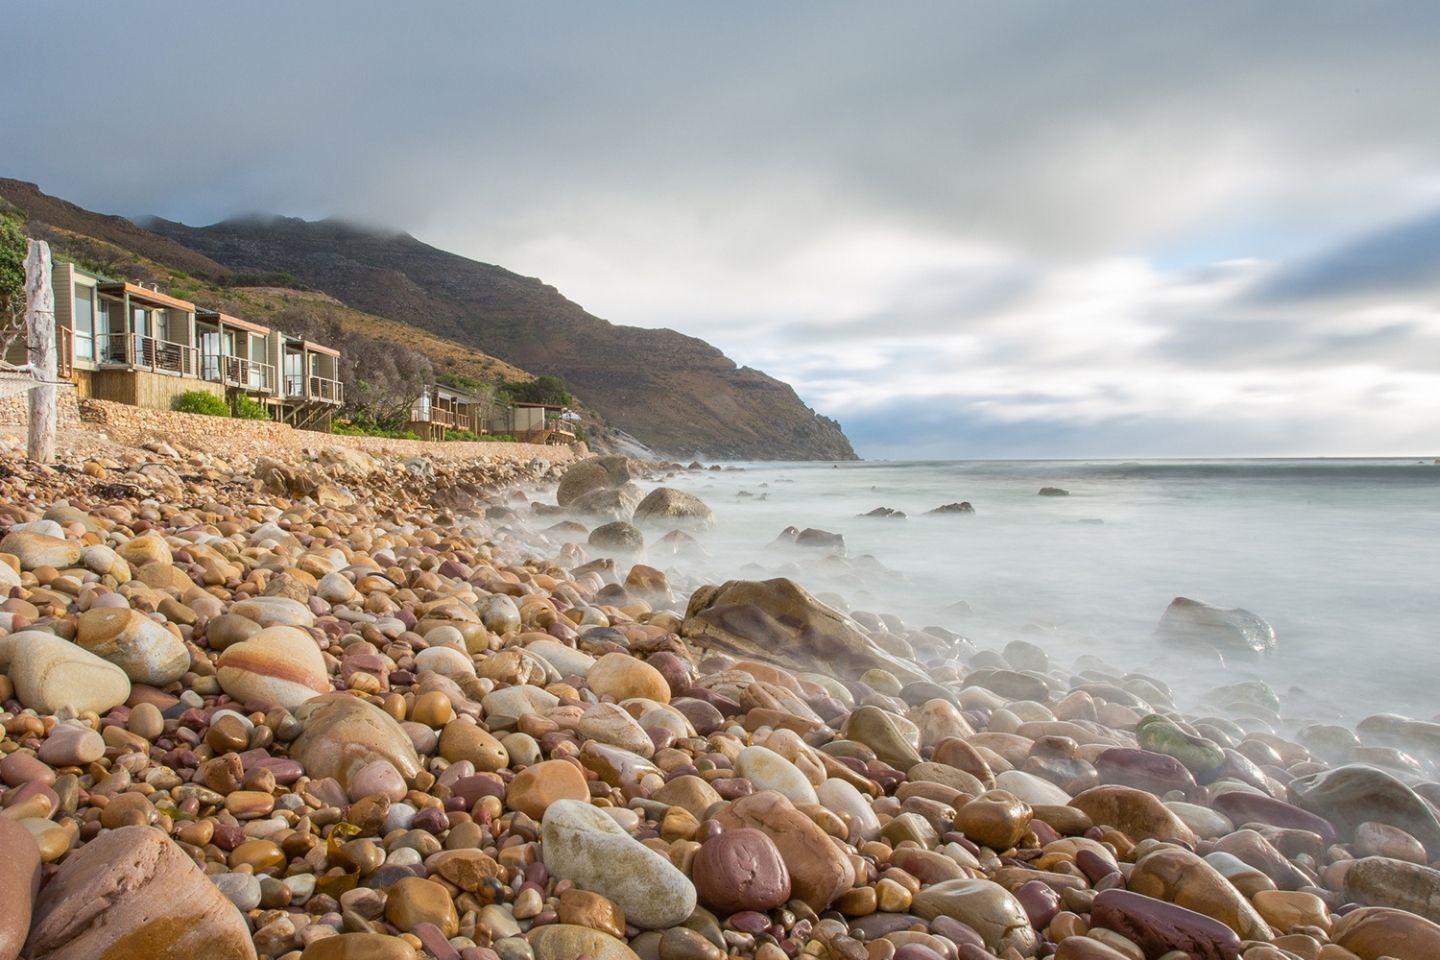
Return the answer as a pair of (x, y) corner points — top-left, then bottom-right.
(231, 395), (271, 420)
(333, 420), (418, 439)
(173, 391), (229, 416)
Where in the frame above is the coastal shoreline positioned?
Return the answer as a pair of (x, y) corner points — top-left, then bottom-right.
(0, 443), (1437, 960)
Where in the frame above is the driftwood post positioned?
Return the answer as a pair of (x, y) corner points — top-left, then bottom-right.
(25, 239), (56, 463)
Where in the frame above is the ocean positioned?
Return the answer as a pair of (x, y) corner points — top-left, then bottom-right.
(643, 458), (1440, 725)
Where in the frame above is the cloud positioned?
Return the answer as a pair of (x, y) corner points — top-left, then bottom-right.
(1248, 209), (1440, 303)
(4, 3), (1440, 456)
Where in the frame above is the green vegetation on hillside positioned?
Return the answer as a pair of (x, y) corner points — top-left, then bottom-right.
(173, 390), (230, 417)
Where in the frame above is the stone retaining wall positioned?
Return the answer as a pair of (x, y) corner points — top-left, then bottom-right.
(0, 378), (81, 427)
(78, 399), (579, 465)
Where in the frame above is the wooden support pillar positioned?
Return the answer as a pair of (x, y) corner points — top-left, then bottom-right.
(24, 239), (56, 464)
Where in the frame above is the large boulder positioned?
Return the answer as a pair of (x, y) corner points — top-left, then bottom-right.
(557, 457), (633, 507)
(632, 488), (714, 530)
(1155, 597), (1277, 655)
(588, 522), (644, 554)
(570, 482), (644, 521)
(683, 578), (928, 684)
(23, 825), (256, 960)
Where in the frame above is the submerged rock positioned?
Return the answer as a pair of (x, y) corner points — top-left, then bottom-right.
(1155, 596), (1277, 655)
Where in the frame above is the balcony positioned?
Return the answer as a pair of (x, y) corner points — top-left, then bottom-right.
(309, 375), (343, 404)
(100, 332), (200, 378)
(203, 353), (275, 393)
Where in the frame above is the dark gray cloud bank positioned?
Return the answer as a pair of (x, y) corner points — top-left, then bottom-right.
(4, 2), (1440, 458)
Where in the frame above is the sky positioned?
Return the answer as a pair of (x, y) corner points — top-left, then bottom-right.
(4, 2), (1440, 459)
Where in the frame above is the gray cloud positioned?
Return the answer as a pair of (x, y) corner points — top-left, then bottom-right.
(1248, 209), (1440, 304)
(4, 2), (1440, 457)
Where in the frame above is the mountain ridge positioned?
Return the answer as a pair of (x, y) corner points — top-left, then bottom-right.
(145, 214), (856, 460)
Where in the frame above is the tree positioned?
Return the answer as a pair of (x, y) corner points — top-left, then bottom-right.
(0, 213), (27, 364)
(502, 374), (572, 406)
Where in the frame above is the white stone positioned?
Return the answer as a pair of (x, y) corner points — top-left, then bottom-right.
(541, 799), (697, 929)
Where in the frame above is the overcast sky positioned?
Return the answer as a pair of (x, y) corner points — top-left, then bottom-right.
(5, 2), (1440, 458)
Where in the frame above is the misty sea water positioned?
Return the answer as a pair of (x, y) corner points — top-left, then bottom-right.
(656, 458), (1440, 724)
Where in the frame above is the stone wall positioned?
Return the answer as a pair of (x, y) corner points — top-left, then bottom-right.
(0, 377), (81, 427)
(77, 399), (578, 465)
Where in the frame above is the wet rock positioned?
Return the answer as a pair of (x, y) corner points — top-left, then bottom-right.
(1090, 888), (1242, 960)
(1128, 846), (1271, 940)
(0, 530), (81, 569)
(1289, 764), (1440, 852)
(589, 521), (645, 552)
(587, 652), (671, 703)
(910, 878), (1038, 956)
(1155, 596), (1277, 655)
(1069, 785), (1198, 844)
(527, 924), (640, 960)
(683, 578), (926, 685)
(633, 488), (714, 529)
(1330, 905), (1440, 960)
(1344, 856), (1440, 923)
(508, 759), (590, 819)
(0, 816), (41, 960)
(557, 457), (634, 507)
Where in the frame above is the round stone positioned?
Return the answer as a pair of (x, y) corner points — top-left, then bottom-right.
(692, 827), (792, 915)
(508, 759), (590, 819)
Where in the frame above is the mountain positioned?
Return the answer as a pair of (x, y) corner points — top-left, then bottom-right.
(0, 179), (548, 417)
(143, 216), (857, 460)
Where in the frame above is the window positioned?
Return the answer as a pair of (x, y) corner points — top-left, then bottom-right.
(73, 285), (95, 361)
(248, 334), (267, 388)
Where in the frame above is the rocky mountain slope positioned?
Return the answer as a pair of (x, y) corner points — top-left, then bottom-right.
(144, 215), (856, 460)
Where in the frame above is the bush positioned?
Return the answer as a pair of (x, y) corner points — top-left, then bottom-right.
(173, 391), (230, 416)
(333, 420), (418, 439)
(231, 395), (271, 420)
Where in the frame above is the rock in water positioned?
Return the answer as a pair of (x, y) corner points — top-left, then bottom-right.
(23, 825), (256, 960)
(1037, 487), (1069, 496)
(1289, 764), (1440, 853)
(1154, 596), (1277, 655)
(682, 578), (928, 684)
(632, 487), (714, 529)
(557, 457), (633, 506)
(540, 799), (696, 929)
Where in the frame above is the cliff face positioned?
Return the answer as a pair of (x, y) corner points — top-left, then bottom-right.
(145, 216), (858, 460)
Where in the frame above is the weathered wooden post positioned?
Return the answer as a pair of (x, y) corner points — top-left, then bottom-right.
(25, 239), (56, 463)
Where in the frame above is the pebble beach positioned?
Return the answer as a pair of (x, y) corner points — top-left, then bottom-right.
(3, 438), (1440, 960)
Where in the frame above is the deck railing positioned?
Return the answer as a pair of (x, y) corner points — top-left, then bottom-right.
(202, 353), (275, 393)
(308, 375), (343, 404)
(100, 333), (200, 377)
